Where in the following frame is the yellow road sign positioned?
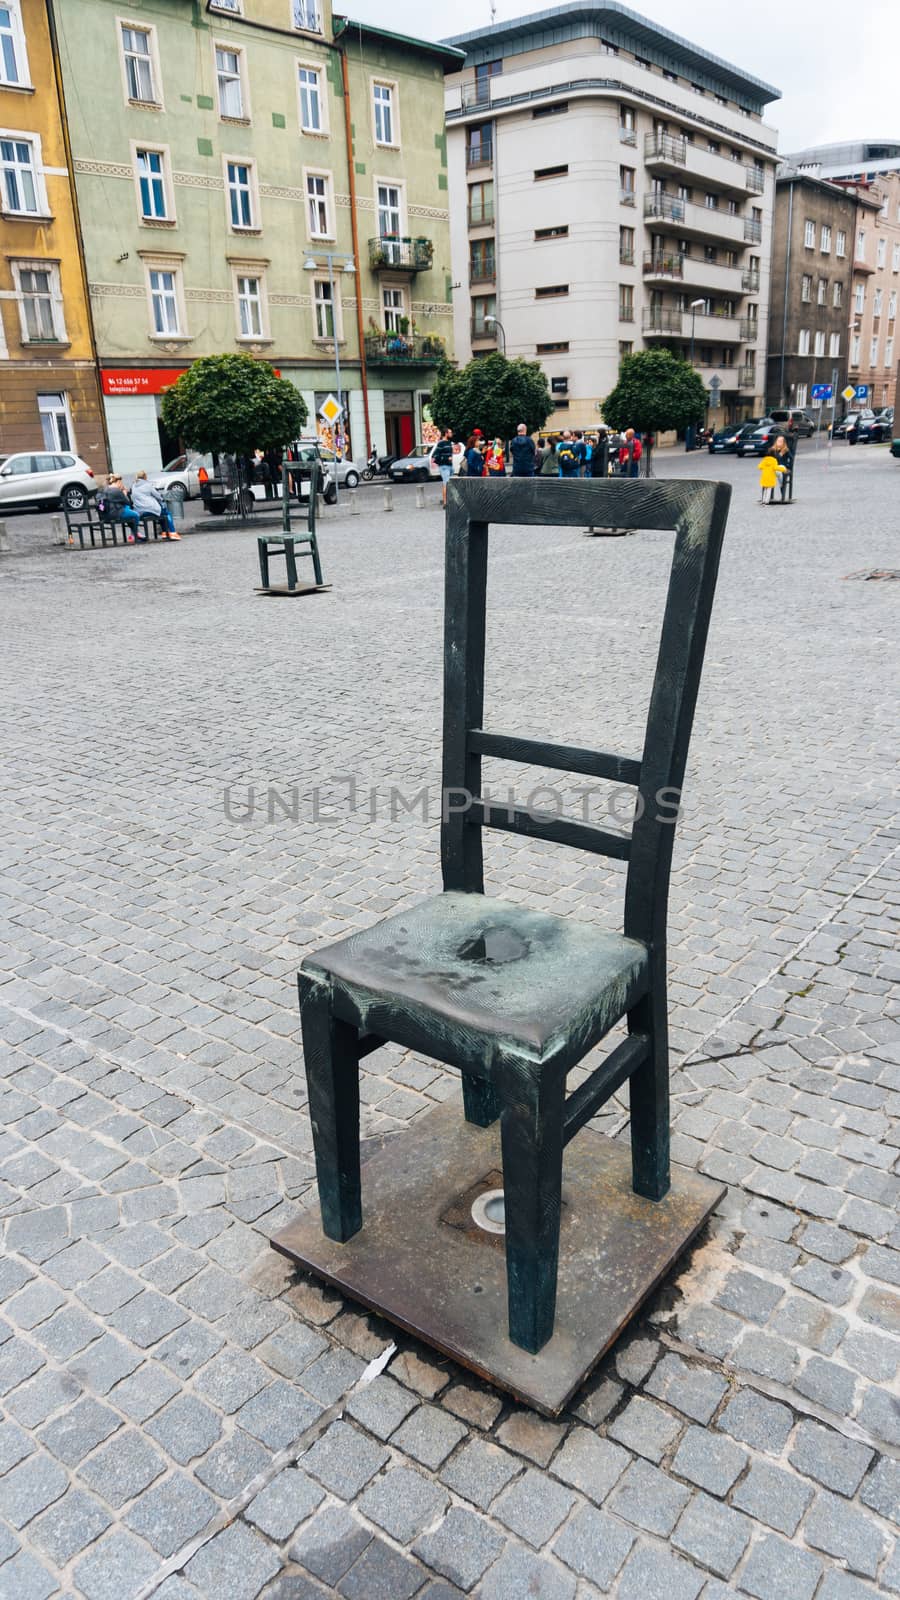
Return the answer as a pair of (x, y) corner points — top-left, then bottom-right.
(841, 385), (856, 402)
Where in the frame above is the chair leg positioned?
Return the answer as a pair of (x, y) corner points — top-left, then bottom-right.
(284, 540), (298, 590)
(461, 1073), (500, 1127)
(309, 533), (324, 586)
(627, 974), (670, 1202)
(499, 1067), (565, 1353)
(299, 973), (362, 1242)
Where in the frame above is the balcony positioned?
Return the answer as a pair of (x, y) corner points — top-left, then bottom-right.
(460, 81), (494, 111)
(620, 188), (636, 207)
(744, 218), (763, 243)
(470, 318), (497, 343)
(368, 237), (433, 274)
(644, 192), (752, 247)
(739, 365), (757, 388)
(619, 245), (635, 266)
(854, 255), (876, 275)
(467, 203), (494, 228)
(364, 332), (446, 366)
(643, 250), (683, 279)
(469, 259), (496, 286)
(644, 131), (687, 171)
(692, 312), (744, 344)
(645, 132), (766, 197)
(739, 317), (759, 340)
(745, 165), (765, 194)
(466, 143), (493, 169)
(742, 268), (760, 291)
(619, 126), (636, 146)
(643, 308), (683, 335)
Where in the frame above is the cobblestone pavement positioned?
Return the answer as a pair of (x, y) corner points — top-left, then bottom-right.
(0, 444), (897, 1600)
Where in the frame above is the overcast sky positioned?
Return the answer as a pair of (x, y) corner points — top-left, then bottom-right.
(349, 0), (899, 154)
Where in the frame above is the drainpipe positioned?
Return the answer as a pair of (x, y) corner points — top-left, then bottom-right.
(779, 181), (793, 408)
(44, 0), (113, 473)
(339, 47), (372, 456)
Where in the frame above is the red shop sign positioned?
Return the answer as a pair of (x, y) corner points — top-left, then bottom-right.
(101, 368), (188, 396)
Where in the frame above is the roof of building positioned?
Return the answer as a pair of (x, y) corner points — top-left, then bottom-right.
(442, 2), (780, 105)
(782, 139), (900, 179)
(334, 14), (465, 65)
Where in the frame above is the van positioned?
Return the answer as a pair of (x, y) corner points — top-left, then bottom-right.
(768, 408), (815, 436)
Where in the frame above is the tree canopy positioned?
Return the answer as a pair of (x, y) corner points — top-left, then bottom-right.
(601, 349), (708, 435)
(430, 352), (553, 441)
(160, 355), (308, 456)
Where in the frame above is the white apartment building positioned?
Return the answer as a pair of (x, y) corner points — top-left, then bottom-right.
(443, 3), (781, 430)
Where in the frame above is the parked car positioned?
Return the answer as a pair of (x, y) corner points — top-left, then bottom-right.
(736, 423), (785, 458)
(202, 443), (340, 513)
(832, 409), (874, 440)
(875, 407), (894, 427)
(0, 450), (96, 512)
(151, 453), (213, 500)
(768, 408), (816, 437)
(389, 442), (463, 483)
(315, 448), (361, 489)
(708, 420), (770, 454)
(856, 414), (892, 443)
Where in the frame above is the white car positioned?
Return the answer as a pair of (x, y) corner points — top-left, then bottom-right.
(315, 448), (361, 489)
(150, 453), (213, 499)
(389, 442), (463, 483)
(0, 450), (96, 512)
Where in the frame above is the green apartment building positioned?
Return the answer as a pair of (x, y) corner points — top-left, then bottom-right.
(51, 0), (461, 470)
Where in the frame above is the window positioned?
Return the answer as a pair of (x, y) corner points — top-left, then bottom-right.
(803, 219), (815, 247)
(886, 337), (894, 367)
(120, 23), (157, 103)
(850, 334), (860, 366)
(833, 281), (843, 308)
(829, 333), (840, 357)
(305, 170), (330, 237)
(814, 330), (825, 356)
(236, 274), (263, 338)
(38, 392), (74, 451)
(619, 105), (635, 143)
(800, 274), (811, 302)
(373, 82), (395, 146)
(797, 328), (810, 355)
(376, 182), (402, 248)
(870, 336), (879, 366)
(795, 383), (808, 407)
(535, 164), (567, 181)
(469, 238), (494, 280)
(0, 135), (39, 214)
(148, 266), (179, 334)
(226, 160), (254, 229)
(215, 46), (244, 119)
(835, 229), (846, 257)
(298, 65), (323, 133)
(468, 180), (493, 225)
(135, 148), (168, 220)
(619, 340), (633, 358)
(535, 224), (568, 240)
(601, 38), (618, 54)
(877, 237), (886, 268)
(856, 228), (866, 259)
(382, 286), (406, 332)
(313, 278), (333, 338)
(619, 284), (633, 320)
(707, 140), (720, 154)
(619, 225), (634, 264)
(536, 340), (569, 353)
(874, 287), (883, 317)
(471, 295), (496, 335)
(619, 165), (635, 204)
(704, 192), (719, 210)
(467, 124), (492, 165)
(893, 244), (900, 272)
(210, 0), (242, 11)
(889, 291), (897, 320)
(533, 101), (568, 119)
(854, 282), (865, 314)
(820, 224), (831, 253)
(0, 1), (28, 86)
(14, 262), (61, 340)
(292, 0), (320, 30)
(817, 278), (826, 305)
(535, 284), (568, 298)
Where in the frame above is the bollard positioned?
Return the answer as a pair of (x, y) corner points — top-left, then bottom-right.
(415, 484), (426, 510)
(383, 486), (393, 513)
(51, 514), (65, 546)
(350, 489), (360, 515)
(0, 520), (8, 553)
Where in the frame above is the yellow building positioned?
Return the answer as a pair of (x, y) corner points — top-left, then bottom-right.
(0, 0), (107, 466)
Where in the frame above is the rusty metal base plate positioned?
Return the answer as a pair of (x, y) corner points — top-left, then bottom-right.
(271, 1102), (724, 1416)
(254, 583), (331, 597)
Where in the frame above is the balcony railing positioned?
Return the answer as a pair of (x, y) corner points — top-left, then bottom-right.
(739, 318), (758, 340)
(645, 131), (687, 165)
(469, 260), (496, 285)
(741, 268), (760, 291)
(619, 245), (635, 265)
(620, 188), (636, 206)
(470, 318), (497, 341)
(642, 307), (683, 334)
(745, 165), (765, 194)
(466, 143), (493, 169)
(619, 126), (636, 145)
(744, 218), (763, 243)
(467, 204), (494, 227)
(364, 332), (446, 365)
(368, 236), (433, 273)
(461, 81), (495, 111)
(618, 304), (635, 322)
(644, 192), (685, 223)
(739, 365), (757, 387)
(643, 250), (683, 278)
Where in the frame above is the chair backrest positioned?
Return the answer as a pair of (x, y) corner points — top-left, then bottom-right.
(440, 476), (731, 949)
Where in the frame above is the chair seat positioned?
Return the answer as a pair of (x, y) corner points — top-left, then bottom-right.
(303, 891), (649, 1071)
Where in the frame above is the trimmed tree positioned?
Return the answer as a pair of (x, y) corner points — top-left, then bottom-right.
(601, 349), (708, 449)
(430, 352), (553, 441)
(160, 354), (308, 458)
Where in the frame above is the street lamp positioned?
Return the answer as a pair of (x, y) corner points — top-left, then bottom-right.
(484, 315), (507, 355)
(303, 251), (356, 500)
(686, 300), (706, 452)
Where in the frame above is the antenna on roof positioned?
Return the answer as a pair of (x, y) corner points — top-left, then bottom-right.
(489, 0), (496, 21)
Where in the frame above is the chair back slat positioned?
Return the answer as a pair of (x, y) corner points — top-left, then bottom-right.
(471, 801), (631, 861)
(468, 731), (641, 787)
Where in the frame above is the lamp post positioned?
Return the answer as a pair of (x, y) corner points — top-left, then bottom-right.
(303, 251), (356, 501)
(686, 298), (705, 451)
(484, 314), (507, 355)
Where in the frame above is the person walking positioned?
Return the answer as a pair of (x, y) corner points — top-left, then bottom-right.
(432, 428), (455, 508)
(510, 423), (537, 477)
(485, 437), (506, 476)
(617, 428), (642, 478)
(131, 470), (179, 537)
(757, 449), (785, 505)
(772, 434), (793, 502)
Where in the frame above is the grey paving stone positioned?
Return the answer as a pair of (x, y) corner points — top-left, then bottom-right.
(860, 1284), (900, 1336)
(552, 1504), (634, 1589)
(73, 1529), (161, 1600)
(608, 1395), (683, 1462)
(792, 1261), (856, 1306)
(0, 1419), (32, 1474)
(146, 1393), (223, 1463)
(301, 1419), (388, 1498)
(717, 1390), (793, 1454)
(126, 1470), (219, 1556)
(883, 1544), (900, 1597)
(478, 1545), (574, 1600)
(32, 1304), (100, 1360)
(671, 1492), (752, 1579)
(676, 1306), (744, 1361)
(412, 1506), (505, 1593)
(492, 1467), (576, 1547)
(840, 1328), (899, 1383)
(608, 1458), (692, 1536)
(734, 1330), (798, 1384)
(156, 1320), (225, 1378)
(615, 1541), (704, 1600)
(344, 1374), (419, 1439)
(245, 1468), (324, 1542)
(67, 1332), (141, 1394)
(7, 1367), (81, 1428)
(236, 1378), (322, 1450)
(78, 1266), (144, 1316)
(108, 1287), (189, 1348)
(79, 1428), (166, 1507)
(714, 1270), (784, 1324)
(37, 1395), (121, 1466)
(802, 1489), (887, 1577)
(732, 1459), (814, 1535)
(816, 1573), (887, 1600)
(441, 1383), (503, 1432)
(795, 1354), (858, 1412)
(860, 1456), (900, 1525)
(393, 1406), (468, 1470)
(495, 1412), (567, 1467)
(799, 1222), (857, 1264)
(6, 1281), (65, 1329)
(672, 1426), (747, 1496)
(614, 1335), (662, 1387)
(338, 1536), (429, 1600)
(108, 1361), (181, 1423)
(788, 1419), (875, 1496)
(0, 1452), (69, 1529)
(290, 1505), (373, 1585)
(299, 1347), (365, 1405)
(644, 1354), (728, 1423)
(770, 1294), (847, 1355)
(738, 1532), (824, 1600)
(195, 1429), (271, 1498)
(0, 1549), (58, 1600)
(194, 1349), (269, 1412)
(358, 1465), (449, 1545)
(550, 1429), (630, 1504)
(30, 1486), (112, 1565)
(259, 1322), (328, 1381)
(439, 1438), (521, 1510)
(185, 1521), (281, 1600)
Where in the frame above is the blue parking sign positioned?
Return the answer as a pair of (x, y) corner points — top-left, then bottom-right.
(854, 384), (869, 400)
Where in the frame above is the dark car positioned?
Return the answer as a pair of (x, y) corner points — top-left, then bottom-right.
(855, 414), (892, 443)
(708, 420), (769, 454)
(736, 423), (786, 458)
(832, 409), (874, 440)
(768, 407), (816, 437)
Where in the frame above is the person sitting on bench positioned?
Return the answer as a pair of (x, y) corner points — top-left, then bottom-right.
(99, 476), (141, 540)
(131, 471), (180, 539)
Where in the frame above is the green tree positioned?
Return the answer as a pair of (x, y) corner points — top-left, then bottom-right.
(601, 348), (708, 436)
(430, 352), (552, 441)
(160, 354), (307, 457)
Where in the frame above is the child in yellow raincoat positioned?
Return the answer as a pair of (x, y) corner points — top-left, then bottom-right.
(757, 450), (786, 505)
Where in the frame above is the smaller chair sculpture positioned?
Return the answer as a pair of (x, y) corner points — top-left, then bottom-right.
(295, 477), (730, 1356)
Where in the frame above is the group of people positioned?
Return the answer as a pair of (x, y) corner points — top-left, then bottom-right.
(98, 472), (180, 540)
(431, 425), (646, 506)
(757, 433), (795, 505)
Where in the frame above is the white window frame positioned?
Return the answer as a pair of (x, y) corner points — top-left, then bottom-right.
(297, 59), (327, 136)
(889, 291), (897, 321)
(382, 283), (408, 332)
(303, 165), (333, 240)
(0, 128), (48, 217)
(854, 282), (865, 315)
(876, 237), (886, 268)
(372, 78), (399, 149)
(131, 141), (175, 225)
(214, 41), (249, 123)
(873, 287), (883, 317)
(869, 336), (879, 366)
(820, 224), (831, 253)
(835, 230), (846, 258)
(813, 330), (825, 357)
(800, 274), (811, 302)
(141, 252), (188, 341)
(829, 332), (840, 357)
(38, 391), (76, 452)
(856, 228), (866, 260)
(312, 275), (341, 341)
(893, 244), (900, 273)
(833, 281), (842, 308)
(223, 154), (259, 232)
(229, 262), (270, 342)
(817, 278), (826, 306)
(291, 0), (321, 33)
(886, 337), (894, 368)
(209, 0), (242, 13)
(803, 218), (815, 248)
(11, 258), (65, 343)
(117, 18), (163, 108)
(0, 0), (30, 89)
(797, 328), (810, 355)
(374, 175), (406, 246)
(850, 333), (860, 366)
(795, 383), (808, 408)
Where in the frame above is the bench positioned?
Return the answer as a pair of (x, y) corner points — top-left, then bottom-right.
(64, 505), (162, 549)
